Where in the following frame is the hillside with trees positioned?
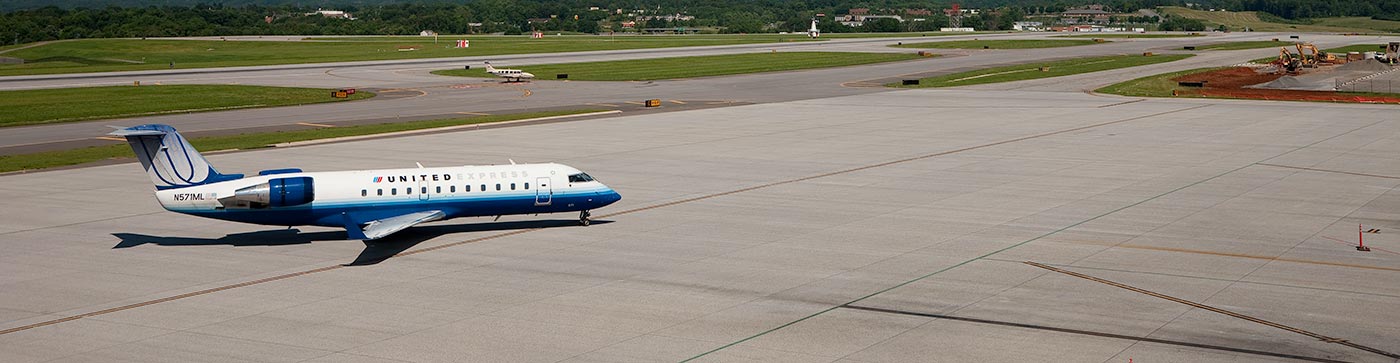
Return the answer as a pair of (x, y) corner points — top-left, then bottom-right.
(1, 0), (1395, 45)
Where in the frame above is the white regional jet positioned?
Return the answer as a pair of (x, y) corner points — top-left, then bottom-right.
(484, 61), (535, 82)
(111, 124), (621, 240)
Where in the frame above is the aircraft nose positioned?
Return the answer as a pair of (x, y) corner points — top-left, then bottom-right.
(597, 187), (621, 206)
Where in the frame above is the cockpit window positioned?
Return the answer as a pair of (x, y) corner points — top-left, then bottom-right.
(568, 173), (595, 183)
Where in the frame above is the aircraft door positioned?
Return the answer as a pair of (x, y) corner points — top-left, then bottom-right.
(417, 179), (430, 201)
(534, 177), (552, 206)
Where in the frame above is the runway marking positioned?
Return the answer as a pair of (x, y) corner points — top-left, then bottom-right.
(295, 122), (335, 128)
(0, 104), (1212, 337)
(1025, 261), (1400, 360)
(455, 112), (491, 116)
(379, 88), (427, 99)
(842, 305), (1351, 363)
(584, 103), (618, 107)
(623, 101), (645, 105)
(93, 136), (125, 141)
(1257, 163), (1400, 180)
(521, 89), (532, 98)
(668, 100), (686, 105)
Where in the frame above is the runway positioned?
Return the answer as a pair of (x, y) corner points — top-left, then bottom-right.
(7, 31), (1393, 155)
(1, 87), (1398, 362)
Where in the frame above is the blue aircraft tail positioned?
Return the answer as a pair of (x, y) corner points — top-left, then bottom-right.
(110, 124), (243, 190)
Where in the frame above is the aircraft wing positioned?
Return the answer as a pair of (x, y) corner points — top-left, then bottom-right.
(348, 210), (445, 240)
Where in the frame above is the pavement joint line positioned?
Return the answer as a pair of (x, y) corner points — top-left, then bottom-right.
(1098, 98), (1147, 108)
(0, 103), (1208, 338)
(677, 104), (1228, 362)
(1256, 163), (1400, 180)
(454, 112), (491, 116)
(680, 106), (1393, 362)
(1052, 240), (1400, 272)
(983, 258), (1400, 300)
(1024, 261), (1400, 360)
(1322, 236), (1400, 256)
(839, 305), (1351, 363)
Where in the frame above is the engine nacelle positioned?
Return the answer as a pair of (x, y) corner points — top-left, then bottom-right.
(231, 177), (315, 207)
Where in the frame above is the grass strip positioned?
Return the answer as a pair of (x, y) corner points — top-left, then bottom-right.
(432, 51), (926, 81)
(892, 54), (1193, 88)
(1058, 33), (1205, 38)
(1, 84), (373, 128)
(0, 109), (605, 173)
(1094, 67), (1223, 97)
(890, 39), (1101, 49)
(1193, 41), (1294, 50)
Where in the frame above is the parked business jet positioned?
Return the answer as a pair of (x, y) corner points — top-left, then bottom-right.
(484, 61), (534, 82)
(111, 124), (620, 240)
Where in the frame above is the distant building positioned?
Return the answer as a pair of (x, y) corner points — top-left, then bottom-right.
(1013, 21), (1043, 31)
(861, 15), (904, 22)
(905, 9), (932, 16)
(419, 30), (437, 36)
(849, 8), (870, 16)
(307, 9), (354, 20)
(637, 13), (695, 22)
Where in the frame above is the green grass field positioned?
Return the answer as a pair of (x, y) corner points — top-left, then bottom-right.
(1094, 67), (1222, 97)
(1, 84), (372, 127)
(1326, 44), (1391, 54)
(1159, 6), (1400, 33)
(890, 39), (1101, 49)
(0, 109), (604, 173)
(432, 52), (925, 81)
(1058, 33), (1205, 38)
(1193, 41), (1295, 50)
(892, 54), (1193, 88)
(0, 32), (989, 76)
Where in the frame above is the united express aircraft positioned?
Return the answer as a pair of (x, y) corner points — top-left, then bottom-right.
(111, 124), (621, 240)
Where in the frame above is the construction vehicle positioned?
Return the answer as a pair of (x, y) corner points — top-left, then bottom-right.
(1295, 43), (1335, 68)
(1273, 47), (1302, 74)
(1386, 42), (1399, 63)
(1272, 43), (1340, 74)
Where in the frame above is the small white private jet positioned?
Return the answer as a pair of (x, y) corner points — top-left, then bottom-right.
(111, 124), (621, 240)
(484, 61), (535, 82)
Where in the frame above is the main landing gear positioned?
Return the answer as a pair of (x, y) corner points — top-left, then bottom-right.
(579, 210), (592, 226)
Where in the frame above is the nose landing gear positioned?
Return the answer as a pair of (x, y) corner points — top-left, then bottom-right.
(579, 210), (591, 226)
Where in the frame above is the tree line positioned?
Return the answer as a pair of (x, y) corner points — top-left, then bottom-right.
(1, 0), (1394, 45)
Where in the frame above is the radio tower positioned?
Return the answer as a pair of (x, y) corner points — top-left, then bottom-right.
(945, 3), (963, 29)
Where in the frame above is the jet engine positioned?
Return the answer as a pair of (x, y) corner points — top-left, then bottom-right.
(230, 177), (315, 207)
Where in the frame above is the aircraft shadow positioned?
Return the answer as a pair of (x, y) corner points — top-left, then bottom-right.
(112, 219), (610, 266)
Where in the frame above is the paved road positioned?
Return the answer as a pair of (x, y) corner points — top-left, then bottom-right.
(2, 88), (1398, 362)
(3, 32), (1394, 154)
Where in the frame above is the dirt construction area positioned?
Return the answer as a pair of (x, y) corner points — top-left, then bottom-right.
(1174, 67), (1400, 104)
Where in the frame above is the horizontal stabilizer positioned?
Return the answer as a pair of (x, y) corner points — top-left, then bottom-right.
(358, 210), (445, 240)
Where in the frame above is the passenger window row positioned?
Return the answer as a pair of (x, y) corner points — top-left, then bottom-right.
(361, 182), (530, 197)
